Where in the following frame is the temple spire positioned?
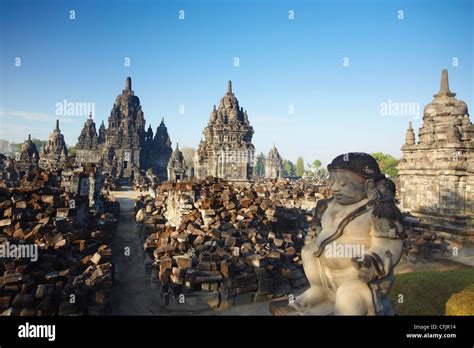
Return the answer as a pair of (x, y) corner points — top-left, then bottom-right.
(434, 69), (456, 98)
(125, 77), (132, 92)
(228, 80), (232, 94)
(161, 117), (164, 124)
(176, 142), (179, 150)
(89, 112), (93, 119)
(405, 121), (415, 146)
(56, 119), (60, 130)
(28, 134), (31, 141)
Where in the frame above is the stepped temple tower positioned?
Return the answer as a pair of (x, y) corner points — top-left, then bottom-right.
(398, 69), (474, 240)
(17, 134), (39, 168)
(76, 77), (173, 181)
(101, 77), (146, 179)
(39, 120), (68, 168)
(194, 81), (255, 181)
(75, 112), (104, 166)
(265, 144), (283, 179)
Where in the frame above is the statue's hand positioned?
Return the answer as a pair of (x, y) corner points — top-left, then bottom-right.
(351, 255), (377, 283)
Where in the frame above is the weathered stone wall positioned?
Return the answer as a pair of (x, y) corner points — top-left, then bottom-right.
(74, 149), (101, 166)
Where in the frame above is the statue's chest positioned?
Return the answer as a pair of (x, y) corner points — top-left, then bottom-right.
(318, 205), (373, 244)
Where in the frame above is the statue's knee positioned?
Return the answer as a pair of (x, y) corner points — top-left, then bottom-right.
(334, 282), (369, 315)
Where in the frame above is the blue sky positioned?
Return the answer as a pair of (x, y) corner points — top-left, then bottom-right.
(0, 0), (472, 165)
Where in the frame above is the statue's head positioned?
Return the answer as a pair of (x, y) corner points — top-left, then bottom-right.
(327, 153), (385, 205)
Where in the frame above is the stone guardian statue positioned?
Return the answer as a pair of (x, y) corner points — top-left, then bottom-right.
(293, 152), (406, 315)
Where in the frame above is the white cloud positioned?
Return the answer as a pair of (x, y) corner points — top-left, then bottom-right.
(0, 108), (53, 121)
(0, 108), (78, 125)
(0, 122), (50, 142)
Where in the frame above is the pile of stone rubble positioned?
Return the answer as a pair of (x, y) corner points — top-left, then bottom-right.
(0, 167), (119, 316)
(137, 177), (330, 311)
(133, 170), (159, 192)
(102, 175), (122, 191)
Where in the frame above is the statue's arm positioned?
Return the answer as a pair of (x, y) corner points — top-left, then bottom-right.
(352, 203), (405, 283)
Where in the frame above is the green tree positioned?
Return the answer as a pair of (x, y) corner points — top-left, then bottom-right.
(319, 167), (328, 178)
(31, 138), (47, 152)
(307, 159), (322, 176)
(254, 152), (266, 176)
(67, 146), (77, 155)
(9, 142), (21, 156)
(371, 152), (400, 177)
(282, 160), (290, 177)
(296, 157), (304, 177)
(282, 159), (295, 177)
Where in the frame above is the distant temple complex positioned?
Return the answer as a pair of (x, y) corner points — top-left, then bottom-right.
(398, 69), (474, 240)
(194, 81), (255, 181)
(14, 79), (262, 184)
(74, 77), (172, 181)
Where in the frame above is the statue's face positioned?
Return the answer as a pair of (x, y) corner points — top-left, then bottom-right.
(329, 170), (369, 205)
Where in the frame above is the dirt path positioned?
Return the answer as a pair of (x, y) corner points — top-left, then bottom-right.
(110, 188), (162, 315)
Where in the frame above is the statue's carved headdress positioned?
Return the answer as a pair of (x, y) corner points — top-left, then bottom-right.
(327, 152), (385, 180)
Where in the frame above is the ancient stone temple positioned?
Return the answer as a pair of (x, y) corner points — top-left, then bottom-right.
(17, 134), (39, 171)
(39, 119), (68, 168)
(75, 113), (105, 166)
(167, 143), (187, 182)
(101, 77), (145, 179)
(398, 69), (474, 240)
(194, 81), (255, 181)
(265, 144), (283, 179)
(100, 77), (172, 181)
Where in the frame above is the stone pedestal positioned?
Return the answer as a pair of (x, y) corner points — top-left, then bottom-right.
(269, 299), (334, 316)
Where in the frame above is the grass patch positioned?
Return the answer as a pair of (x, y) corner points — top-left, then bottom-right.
(391, 268), (474, 315)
